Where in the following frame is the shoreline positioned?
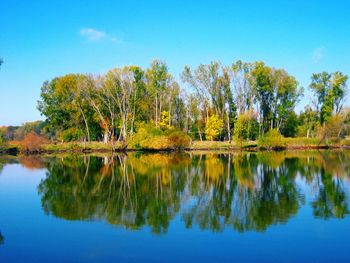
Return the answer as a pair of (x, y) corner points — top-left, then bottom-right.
(1, 141), (350, 156)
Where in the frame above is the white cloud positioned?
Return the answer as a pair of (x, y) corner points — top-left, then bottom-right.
(79, 28), (121, 43)
(311, 46), (326, 64)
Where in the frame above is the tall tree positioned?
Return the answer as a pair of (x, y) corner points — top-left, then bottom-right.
(145, 60), (174, 127)
(230, 60), (254, 114)
(310, 71), (348, 124)
(249, 62), (301, 134)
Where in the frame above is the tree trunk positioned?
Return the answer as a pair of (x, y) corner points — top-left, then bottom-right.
(227, 111), (231, 143)
(155, 94), (158, 127)
(103, 131), (109, 144)
(79, 105), (90, 142)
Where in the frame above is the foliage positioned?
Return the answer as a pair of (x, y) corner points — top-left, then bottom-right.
(58, 128), (84, 142)
(310, 71), (348, 124)
(258, 129), (286, 149)
(280, 111), (298, 137)
(250, 62), (301, 133)
(297, 106), (319, 138)
(205, 114), (224, 141)
(31, 60), (349, 146)
(130, 124), (190, 150)
(20, 132), (48, 153)
(0, 129), (5, 144)
(234, 111), (259, 146)
(159, 111), (170, 130)
(317, 112), (350, 142)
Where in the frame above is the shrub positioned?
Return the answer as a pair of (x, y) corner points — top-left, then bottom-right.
(165, 130), (191, 149)
(0, 129), (5, 144)
(59, 128), (84, 142)
(130, 124), (190, 150)
(258, 129), (286, 150)
(20, 132), (48, 153)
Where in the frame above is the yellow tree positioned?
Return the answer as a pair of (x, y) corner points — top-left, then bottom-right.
(159, 111), (170, 130)
(205, 114), (223, 141)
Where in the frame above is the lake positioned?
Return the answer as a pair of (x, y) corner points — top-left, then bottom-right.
(0, 151), (350, 262)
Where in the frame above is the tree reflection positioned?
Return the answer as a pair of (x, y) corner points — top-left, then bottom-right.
(0, 232), (4, 245)
(35, 151), (350, 234)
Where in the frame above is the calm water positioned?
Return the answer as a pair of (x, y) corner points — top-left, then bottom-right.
(0, 151), (350, 262)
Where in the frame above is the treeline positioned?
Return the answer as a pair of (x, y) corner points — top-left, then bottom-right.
(2, 60), (349, 146)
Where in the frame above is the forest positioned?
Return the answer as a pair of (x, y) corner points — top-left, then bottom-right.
(1, 60), (350, 152)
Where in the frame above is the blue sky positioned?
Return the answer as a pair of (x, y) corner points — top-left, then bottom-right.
(1, 0), (350, 125)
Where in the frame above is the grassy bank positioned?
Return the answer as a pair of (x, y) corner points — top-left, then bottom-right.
(2, 137), (350, 155)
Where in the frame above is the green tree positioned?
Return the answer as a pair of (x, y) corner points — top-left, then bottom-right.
(297, 106), (319, 138)
(234, 111), (259, 147)
(146, 60), (174, 128)
(310, 71), (348, 124)
(38, 74), (96, 142)
(182, 62), (237, 140)
(250, 62), (301, 134)
(0, 129), (5, 144)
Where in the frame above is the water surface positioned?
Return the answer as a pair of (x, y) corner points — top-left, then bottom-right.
(0, 151), (350, 262)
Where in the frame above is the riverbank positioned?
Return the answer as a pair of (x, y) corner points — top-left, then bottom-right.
(1, 138), (350, 155)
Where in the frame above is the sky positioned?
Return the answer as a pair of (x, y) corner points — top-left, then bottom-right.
(1, 0), (350, 125)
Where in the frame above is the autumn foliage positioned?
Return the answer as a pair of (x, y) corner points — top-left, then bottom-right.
(20, 132), (48, 153)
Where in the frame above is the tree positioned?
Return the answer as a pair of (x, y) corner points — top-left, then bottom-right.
(103, 67), (141, 141)
(0, 129), (5, 144)
(205, 114), (223, 141)
(182, 62), (237, 140)
(146, 60), (174, 128)
(234, 111), (259, 148)
(310, 71), (348, 124)
(297, 106), (319, 138)
(230, 60), (254, 114)
(249, 62), (301, 134)
(159, 111), (170, 130)
(38, 74), (95, 142)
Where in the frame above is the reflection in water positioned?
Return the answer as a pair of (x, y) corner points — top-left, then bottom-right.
(0, 232), (4, 245)
(16, 151), (350, 234)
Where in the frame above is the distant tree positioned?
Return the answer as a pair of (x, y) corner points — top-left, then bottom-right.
(310, 71), (348, 124)
(234, 111), (259, 148)
(0, 129), (5, 144)
(249, 62), (301, 134)
(280, 111), (298, 137)
(297, 106), (319, 138)
(145, 60), (174, 128)
(230, 60), (254, 114)
(182, 62), (236, 140)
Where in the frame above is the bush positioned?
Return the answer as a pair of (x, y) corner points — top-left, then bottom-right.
(258, 129), (286, 150)
(130, 124), (190, 150)
(59, 128), (84, 142)
(0, 129), (5, 144)
(165, 130), (191, 149)
(20, 132), (48, 153)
